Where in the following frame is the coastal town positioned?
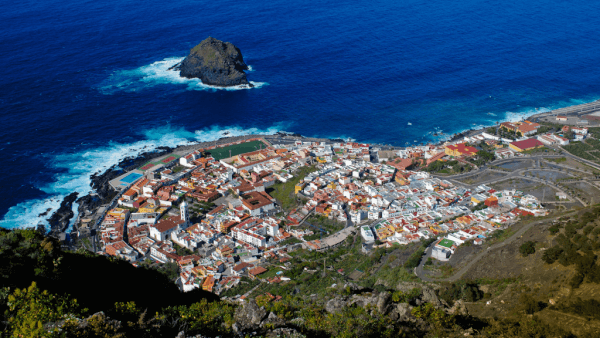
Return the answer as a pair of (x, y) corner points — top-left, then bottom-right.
(74, 106), (600, 298)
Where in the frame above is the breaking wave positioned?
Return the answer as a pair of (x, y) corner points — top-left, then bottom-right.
(98, 57), (267, 94)
(0, 124), (284, 231)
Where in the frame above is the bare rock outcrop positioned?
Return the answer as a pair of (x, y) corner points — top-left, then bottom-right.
(233, 299), (267, 333)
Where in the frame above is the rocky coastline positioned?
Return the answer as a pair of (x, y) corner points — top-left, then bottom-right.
(44, 133), (312, 239)
(41, 97), (577, 240)
(39, 125), (504, 239)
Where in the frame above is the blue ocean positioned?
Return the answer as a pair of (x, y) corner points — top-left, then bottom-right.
(1, 0), (599, 229)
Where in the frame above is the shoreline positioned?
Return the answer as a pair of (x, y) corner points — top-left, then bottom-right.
(426, 98), (600, 148)
(30, 98), (600, 238)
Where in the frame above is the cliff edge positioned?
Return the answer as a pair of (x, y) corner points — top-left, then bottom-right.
(172, 37), (252, 87)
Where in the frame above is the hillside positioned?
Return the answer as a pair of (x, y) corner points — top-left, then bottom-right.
(4, 206), (600, 337)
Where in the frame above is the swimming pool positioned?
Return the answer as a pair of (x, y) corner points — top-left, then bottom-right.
(121, 172), (143, 184)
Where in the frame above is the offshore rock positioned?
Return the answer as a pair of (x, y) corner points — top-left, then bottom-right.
(174, 37), (252, 87)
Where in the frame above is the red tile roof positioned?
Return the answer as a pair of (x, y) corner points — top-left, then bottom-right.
(510, 138), (544, 150)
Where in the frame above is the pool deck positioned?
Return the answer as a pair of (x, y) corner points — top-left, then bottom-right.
(109, 170), (145, 190)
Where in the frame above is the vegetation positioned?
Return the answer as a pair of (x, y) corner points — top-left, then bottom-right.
(424, 159), (472, 174)
(279, 237), (303, 246)
(471, 201), (487, 211)
(562, 140), (599, 162)
(267, 165), (317, 211)
(174, 243), (195, 257)
(5, 282), (84, 337)
(3, 224), (600, 337)
(546, 157), (567, 163)
(404, 246), (425, 269)
(536, 124), (556, 135)
(486, 228), (514, 243)
(303, 232), (323, 241)
(470, 150), (495, 167)
(404, 238), (436, 269)
(392, 287), (421, 303)
(438, 282), (484, 305)
(171, 165), (185, 173)
(541, 207), (600, 288)
(220, 277), (260, 298)
(553, 298), (600, 320)
(519, 241), (536, 257)
(306, 214), (345, 233)
(519, 293), (544, 314)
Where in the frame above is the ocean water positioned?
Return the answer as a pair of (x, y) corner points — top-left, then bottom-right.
(1, 0), (600, 230)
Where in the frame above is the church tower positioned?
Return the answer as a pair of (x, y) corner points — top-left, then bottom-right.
(180, 201), (189, 226)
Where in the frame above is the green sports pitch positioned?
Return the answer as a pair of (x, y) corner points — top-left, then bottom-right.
(207, 140), (268, 160)
(438, 238), (455, 248)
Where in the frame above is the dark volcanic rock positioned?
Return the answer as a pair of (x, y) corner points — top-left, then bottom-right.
(47, 192), (79, 235)
(76, 147), (173, 218)
(174, 37), (252, 87)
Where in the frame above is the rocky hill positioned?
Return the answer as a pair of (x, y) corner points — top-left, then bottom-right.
(172, 37), (252, 87)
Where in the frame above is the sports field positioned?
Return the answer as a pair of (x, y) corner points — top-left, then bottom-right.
(438, 238), (455, 248)
(207, 140), (268, 160)
(138, 154), (180, 170)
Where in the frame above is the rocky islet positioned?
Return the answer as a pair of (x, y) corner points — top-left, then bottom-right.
(170, 37), (252, 87)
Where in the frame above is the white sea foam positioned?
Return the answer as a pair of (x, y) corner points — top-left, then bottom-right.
(0, 124), (284, 231)
(433, 97), (599, 144)
(99, 57), (267, 94)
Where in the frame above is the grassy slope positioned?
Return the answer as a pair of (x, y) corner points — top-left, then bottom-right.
(457, 206), (600, 337)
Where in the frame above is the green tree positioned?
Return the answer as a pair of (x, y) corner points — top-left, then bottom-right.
(519, 293), (542, 314)
(519, 241), (536, 257)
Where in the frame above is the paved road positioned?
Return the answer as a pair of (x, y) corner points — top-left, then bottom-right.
(415, 212), (576, 282)
(343, 207), (353, 228)
(435, 156), (589, 206)
(433, 155), (562, 181)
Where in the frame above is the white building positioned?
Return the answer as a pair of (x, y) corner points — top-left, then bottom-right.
(150, 216), (186, 242)
(361, 226), (375, 243)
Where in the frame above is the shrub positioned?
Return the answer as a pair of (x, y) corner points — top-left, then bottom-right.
(519, 293), (542, 314)
(519, 241), (536, 257)
(6, 282), (84, 337)
(392, 288), (421, 303)
(569, 273), (585, 289)
(438, 282), (483, 305)
(542, 246), (563, 264)
(404, 247), (425, 269)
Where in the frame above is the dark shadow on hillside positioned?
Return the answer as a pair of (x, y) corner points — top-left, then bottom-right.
(4, 251), (219, 314)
